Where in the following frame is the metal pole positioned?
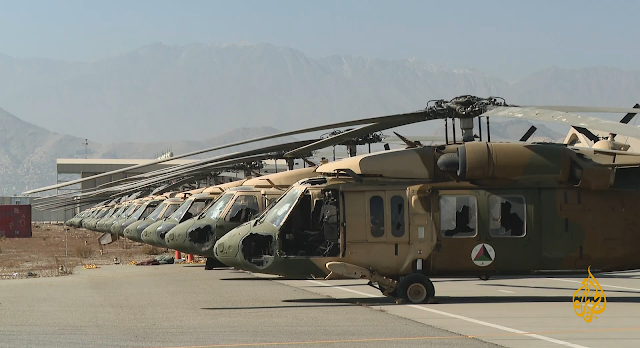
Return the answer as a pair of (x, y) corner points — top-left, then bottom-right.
(444, 119), (449, 145)
(65, 227), (68, 272)
(486, 117), (491, 142)
(478, 117), (482, 141)
(452, 118), (457, 144)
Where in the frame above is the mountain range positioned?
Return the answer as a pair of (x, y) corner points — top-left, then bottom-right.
(2, 43), (638, 144)
(2, 42), (638, 195)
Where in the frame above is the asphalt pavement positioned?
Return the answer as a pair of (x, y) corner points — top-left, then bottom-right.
(0, 263), (499, 348)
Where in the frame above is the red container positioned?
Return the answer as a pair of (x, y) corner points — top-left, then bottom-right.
(0, 205), (32, 238)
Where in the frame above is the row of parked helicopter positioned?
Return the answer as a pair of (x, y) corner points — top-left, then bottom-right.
(65, 165), (319, 266)
(56, 95), (640, 304)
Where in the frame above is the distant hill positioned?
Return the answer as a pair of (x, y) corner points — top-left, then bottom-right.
(0, 107), (297, 195)
(3, 42), (634, 194)
(0, 106), (562, 195)
(1, 43), (635, 144)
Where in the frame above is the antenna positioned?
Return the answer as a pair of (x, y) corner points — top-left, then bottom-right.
(82, 139), (88, 159)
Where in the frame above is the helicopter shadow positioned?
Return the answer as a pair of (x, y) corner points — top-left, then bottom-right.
(282, 294), (640, 306)
(219, 277), (301, 281)
(479, 283), (640, 294)
(201, 303), (355, 311)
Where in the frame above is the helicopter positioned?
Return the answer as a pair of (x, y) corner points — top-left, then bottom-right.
(110, 195), (169, 236)
(139, 184), (243, 248)
(207, 95), (640, 304)
(164, 166), (320, 267)
(123, 195), (189, 243)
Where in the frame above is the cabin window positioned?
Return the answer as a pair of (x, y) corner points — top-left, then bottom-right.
(489, 195), (526, 237)
(369, 196), (385, 238)
(439, 195), (477, 238)
(390, 195), (405, 237)
(225, 195), (260, 223)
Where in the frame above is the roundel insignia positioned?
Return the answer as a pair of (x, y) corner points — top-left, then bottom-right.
(471, 243), (495, 266)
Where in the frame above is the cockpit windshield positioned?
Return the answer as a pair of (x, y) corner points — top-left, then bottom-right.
(122, 204), (138, 217)
(204, 192), (235, 220)
(146, 203), (167, 221)
(132, 202), (157, 220)
(259, 188), (303, 228)
(168, 199), (194, 221)
(113, 206), (128, 218)
(161, 204), (180, 219)
(103, 207), (119, 219)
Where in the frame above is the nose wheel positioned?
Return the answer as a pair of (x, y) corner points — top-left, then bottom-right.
(397, 273), (435, 304)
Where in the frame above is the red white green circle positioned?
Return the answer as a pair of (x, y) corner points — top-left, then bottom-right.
(471, 243), (495, 266)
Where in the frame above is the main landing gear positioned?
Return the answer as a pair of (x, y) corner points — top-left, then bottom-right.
(325, 261), (436, 304)
(396, 273), (435, 304)
(204, 257), (226, 270)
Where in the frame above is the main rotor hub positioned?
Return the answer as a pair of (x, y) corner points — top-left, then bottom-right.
(426, 95), (513, 143)
(425, 95), (512, 120)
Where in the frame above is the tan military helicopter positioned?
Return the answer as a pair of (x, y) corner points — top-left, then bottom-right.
(211, 95), (640, 304)
(164, 166), (320, 267)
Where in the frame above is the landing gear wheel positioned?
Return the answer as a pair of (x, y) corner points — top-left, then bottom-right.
(397, 273), (435, 304)
(204, 257), (226, 270)
(479, 275), (490, 281)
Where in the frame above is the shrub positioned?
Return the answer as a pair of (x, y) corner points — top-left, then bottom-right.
(74, 245), (93, 258)
(141, 245), (162, 255)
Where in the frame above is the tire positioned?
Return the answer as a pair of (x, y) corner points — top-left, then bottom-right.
(397, 273), (435, 304)
(205, 257), (227, 270)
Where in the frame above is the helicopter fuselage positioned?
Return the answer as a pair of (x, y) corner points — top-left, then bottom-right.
(215, 142), (640, 284)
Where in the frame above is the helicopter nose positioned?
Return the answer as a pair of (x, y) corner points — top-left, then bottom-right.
(165, 226), (188, 251)
(214, 232), (239, 265)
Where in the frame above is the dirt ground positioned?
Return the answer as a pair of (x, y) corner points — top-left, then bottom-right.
(0, 222), (203, 280)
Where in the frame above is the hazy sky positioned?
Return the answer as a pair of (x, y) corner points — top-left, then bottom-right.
(1, 0), (639, 80)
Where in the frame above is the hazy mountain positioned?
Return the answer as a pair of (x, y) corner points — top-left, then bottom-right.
(0, 106), (297, 195)
(2, 43), (637, 145)
(2, 42), (634, 194)
(0, 43), (507, 143)
(0, 105), (562, 196)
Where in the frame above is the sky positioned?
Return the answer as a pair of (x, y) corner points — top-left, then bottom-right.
(1, 0), (640, 81)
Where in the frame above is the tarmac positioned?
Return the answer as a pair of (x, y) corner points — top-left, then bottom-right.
(0, 263), (638, 348)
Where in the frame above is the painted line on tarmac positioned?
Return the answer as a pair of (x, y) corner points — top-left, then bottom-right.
(496, 289), (515, 294)
(305, 280), (590, 348)
(545, 277), (640, 292)
(147, 327), (640, 348)
(145, 335), (471, 348)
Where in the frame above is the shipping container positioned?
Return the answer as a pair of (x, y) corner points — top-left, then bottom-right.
(0, 205), (32, 238)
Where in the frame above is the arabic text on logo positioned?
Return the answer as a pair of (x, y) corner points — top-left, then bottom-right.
(572, 266), (606, 322)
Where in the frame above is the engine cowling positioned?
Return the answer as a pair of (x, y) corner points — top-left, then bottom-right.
(438, 142), (571, 183)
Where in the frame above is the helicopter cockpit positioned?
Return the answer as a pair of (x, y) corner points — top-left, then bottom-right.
(266, 187), (340, 258)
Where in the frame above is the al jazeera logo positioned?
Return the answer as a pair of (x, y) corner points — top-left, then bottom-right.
(572, 266), (607, 322)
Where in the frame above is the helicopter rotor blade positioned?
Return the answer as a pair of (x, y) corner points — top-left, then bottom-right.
(392, 132), (422, 148)
(284, 117), (424, 158)
(619, 104), (640, 124)
(526, 106), (640, 114)
(519, 126), (537, 142)
(32, 138), (319, 201)
(22, 110), (432, 195)
(610, 103), (640, 139)
(571, 126), (601, 143)
(482, 106), (640, 140)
